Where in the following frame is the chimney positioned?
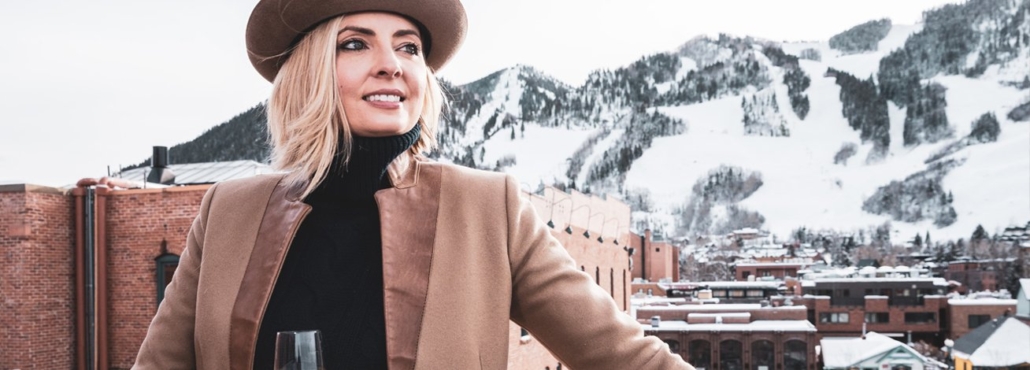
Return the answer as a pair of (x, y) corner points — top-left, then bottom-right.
(147, 146), (176, 185)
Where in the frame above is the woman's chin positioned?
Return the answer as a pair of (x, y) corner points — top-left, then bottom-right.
(351, 122), (416, 137)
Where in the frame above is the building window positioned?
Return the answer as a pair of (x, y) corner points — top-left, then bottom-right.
(865, 312), (889, 323)
(720, 340), (743, 370)
(155, 253), (180, 306)
(689, 340), (711, 370)
(819, 312), (849, 324)
(610, 268), (615, 299)
(968, 314), (991, 329)
(834, 289), (850, 298)
(752, 340), (775, 370)
(712, 290), (728, 298)
(784, 340), (807, 370)
(760, 270), (772, 277)
(904, 312), (936, 324)
(746, 290), (764, 297)
(730, 290), (745, 298)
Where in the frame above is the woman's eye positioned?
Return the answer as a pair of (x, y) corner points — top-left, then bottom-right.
(399, 43), (420, 55)
(338, 39), (367, 51)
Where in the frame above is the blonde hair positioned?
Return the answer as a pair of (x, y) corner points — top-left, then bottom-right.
(266, 14), (444, 198)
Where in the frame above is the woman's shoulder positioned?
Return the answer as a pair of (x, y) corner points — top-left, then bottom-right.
(203, 173), (289, 209)
(419, 160), (511, 191)
(211, 172), (287, 195)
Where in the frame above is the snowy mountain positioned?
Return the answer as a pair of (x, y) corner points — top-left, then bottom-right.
(433, 0), (1030, 242)
(129, 0), (1030, 243)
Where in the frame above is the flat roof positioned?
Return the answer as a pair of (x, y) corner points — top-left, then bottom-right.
(948, 298), (1017, 306)
(644, 320), (816, 332)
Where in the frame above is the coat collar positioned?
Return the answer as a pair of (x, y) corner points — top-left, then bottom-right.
(229, 153), (440, 370)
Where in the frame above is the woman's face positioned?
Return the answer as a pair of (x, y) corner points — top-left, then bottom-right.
(335, 12), (427, 137)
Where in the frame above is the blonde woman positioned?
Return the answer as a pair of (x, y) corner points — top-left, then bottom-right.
(133, 0), (693, 369)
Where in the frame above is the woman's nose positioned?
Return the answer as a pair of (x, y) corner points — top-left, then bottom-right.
(374, 50), (402, 78)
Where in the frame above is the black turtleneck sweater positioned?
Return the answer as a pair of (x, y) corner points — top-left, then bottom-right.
(254, 125), (421, 370)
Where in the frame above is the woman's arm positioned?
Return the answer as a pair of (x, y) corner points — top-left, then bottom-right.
(504, 176), (693, 369)
(132, 183), (218, 369)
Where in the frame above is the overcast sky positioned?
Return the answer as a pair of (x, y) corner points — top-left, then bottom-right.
(0, 0), (963, 187)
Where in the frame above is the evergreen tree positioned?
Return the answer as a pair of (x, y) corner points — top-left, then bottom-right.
(914, 233), (923, 249)
(971, 224), (989, 244)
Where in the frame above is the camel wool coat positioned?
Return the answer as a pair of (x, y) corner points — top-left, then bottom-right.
(133, 154), (692, 370)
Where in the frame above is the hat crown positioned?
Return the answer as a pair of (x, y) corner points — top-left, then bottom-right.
(246, 0), (467, 82)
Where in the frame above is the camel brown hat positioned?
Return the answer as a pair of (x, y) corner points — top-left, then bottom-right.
(246, 0), (467, 82)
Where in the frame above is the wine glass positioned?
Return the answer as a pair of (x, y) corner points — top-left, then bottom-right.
(274, 330), (324, 370)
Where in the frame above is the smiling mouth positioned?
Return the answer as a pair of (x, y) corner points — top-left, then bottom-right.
(363, 94), (405, 102)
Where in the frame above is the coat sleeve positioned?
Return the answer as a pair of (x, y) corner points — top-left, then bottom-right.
(132, 183), (218, 369)
(504, 176), (693, 370)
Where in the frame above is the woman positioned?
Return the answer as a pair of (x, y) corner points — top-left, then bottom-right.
(133, 0), (692, 369)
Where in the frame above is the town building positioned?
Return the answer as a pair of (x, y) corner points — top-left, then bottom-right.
(630, 229), (680, 283)
(638, 302), (817, 370)
(821, 332), (945, 370)
(791, 276), (950, 345)
(946, 297), (1017, 339)
(951, 315), (1030, 370)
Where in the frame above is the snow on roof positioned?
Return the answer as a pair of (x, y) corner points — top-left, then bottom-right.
(821, 332), (927, 369)
(965, 317), (1030, 367)
(631, 297), (688, 305)
(947, 298), (1017, 306)
(733, 261), (812, 268)
(116, 160), (278, 185)
(694, 281), (783, 289)
(644, 320), (815, 332)
(806, 277), (947, 285)
(689, 313), (751, 319)
(637, 304), (806, 311)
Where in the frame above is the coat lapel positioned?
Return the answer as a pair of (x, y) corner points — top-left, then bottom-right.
(229, 178), (311, 370)
(375, 159), (442, 370)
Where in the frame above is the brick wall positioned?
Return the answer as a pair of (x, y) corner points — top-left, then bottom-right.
(630, 230), (678, 283)
(947, 302), (1016, 339)
(791, 295), (948, 344)
(0, 185), (75, 370)
(102, 186), (209, 369)
(511, 188), (633, 369)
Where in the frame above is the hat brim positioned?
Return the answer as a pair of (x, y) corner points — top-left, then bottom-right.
(246, 0), (467, 82)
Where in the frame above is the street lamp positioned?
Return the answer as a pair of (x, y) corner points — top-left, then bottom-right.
(601, 217), (624, 245)
(584, 212), (605, 240)
(546, 189), (574, 230)
(566, 204), (592, 236)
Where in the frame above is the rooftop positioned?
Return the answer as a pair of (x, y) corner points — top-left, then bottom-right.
(821, 332), (933, 369)
(643, 319), (815, 332)
(115, 160), (277, 185)
(947, 298), (1017, 306)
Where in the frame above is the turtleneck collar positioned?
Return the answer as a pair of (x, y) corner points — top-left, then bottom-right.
(306, 124), (421, 205)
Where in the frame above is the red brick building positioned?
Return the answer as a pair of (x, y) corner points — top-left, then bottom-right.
(789, 278), (952, 345)
(0, 184), (75, 370)
(630, 229), (679, 283)
(638, 303), (818, 370)
(945, 298), (1016, 339)
(733, 262), (811, 281)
